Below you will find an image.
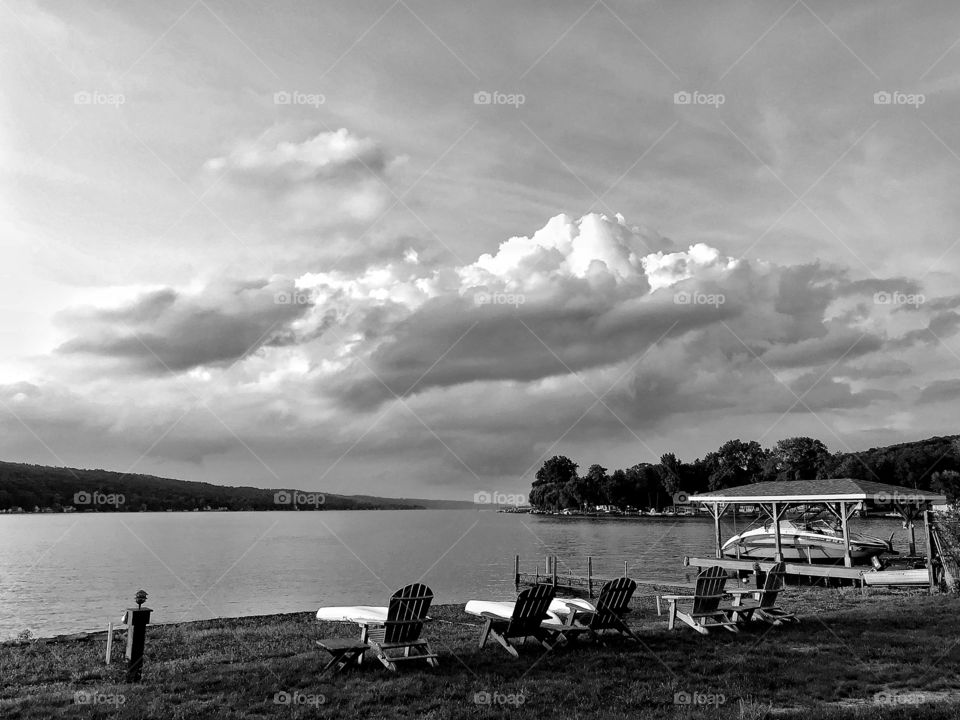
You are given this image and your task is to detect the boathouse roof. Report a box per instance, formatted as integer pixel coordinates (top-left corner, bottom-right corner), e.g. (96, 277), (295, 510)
(689, 478), (946, 506)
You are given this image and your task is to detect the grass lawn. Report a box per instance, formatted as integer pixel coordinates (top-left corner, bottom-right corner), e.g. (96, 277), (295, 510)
(2, 587), (959, 719)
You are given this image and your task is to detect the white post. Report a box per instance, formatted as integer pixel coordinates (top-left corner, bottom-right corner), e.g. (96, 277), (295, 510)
(772, 502), (783, 562)
(105, 622), (113, 665)
(840, 502), (852, 568)
(713, 505), (722, 559)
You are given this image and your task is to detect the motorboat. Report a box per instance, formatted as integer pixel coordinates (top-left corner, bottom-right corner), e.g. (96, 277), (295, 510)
(722, 519), (894, 564)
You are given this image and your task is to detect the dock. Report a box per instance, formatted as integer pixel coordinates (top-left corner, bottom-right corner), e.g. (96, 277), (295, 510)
(514, 555), (695, 598)
(684, 555), (866, 587)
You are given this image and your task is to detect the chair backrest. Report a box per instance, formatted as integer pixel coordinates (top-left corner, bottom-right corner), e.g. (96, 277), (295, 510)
(757, 562), (786, 609)
(505, 583), (556, 635)
(383, 583), (434, 643)
(692, 566), (728, 615)
(590, 577), (637, 629)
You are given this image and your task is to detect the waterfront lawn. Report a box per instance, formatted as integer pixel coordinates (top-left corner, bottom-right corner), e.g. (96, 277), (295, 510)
(2, 589), (960, 719)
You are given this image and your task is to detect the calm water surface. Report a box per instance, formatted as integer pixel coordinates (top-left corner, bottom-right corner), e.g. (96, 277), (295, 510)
(0, 510), (909, 638)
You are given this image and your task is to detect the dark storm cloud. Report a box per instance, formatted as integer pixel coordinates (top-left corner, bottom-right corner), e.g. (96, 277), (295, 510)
(56, 279), (312, 373)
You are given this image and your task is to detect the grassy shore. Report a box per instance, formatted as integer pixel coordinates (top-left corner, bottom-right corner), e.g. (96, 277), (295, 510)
(2, 587), (960, 719)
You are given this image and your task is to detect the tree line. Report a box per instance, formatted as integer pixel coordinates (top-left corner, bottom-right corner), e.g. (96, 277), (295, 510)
(529, 435), (960, 512)
(0, 461), (420, 512)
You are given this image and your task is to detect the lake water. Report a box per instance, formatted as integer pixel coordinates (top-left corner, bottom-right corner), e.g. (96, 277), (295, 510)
(0, 510), (910, 639)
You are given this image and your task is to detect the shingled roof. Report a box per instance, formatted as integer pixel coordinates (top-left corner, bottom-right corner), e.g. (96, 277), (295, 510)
(690, 478), (947, 505)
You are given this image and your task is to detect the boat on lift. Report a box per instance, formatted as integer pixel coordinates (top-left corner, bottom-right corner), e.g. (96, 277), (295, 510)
(722, 519), (894, 564)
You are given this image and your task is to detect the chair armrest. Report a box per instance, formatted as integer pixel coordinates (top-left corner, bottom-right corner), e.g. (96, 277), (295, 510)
(356, 620), (384, 629)
(726, 589), (760, 596)
(478, 611), (508, 621)
(660, 594), (694, 602)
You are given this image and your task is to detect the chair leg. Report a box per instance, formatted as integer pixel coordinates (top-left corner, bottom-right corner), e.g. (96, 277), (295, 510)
(676, 611), (709, 635)
(667, 601), (677, 631)
(369, 643), (399, 672)
(489, 629), (519, 658)
(478, 619), (493, 649)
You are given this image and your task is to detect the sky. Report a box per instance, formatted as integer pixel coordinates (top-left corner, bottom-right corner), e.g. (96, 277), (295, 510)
(2, 0), (960, 501)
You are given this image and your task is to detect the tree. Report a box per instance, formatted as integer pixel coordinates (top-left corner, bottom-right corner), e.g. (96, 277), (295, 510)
(602, 469), (631, 508)
(771, 437), (831, 480)
(932, 470), (960, 505)
(581, 464), (608, 507)
(702, 440), (769, 490)
(533, 456), (578, 487)
(530, 456), (579, 510)
(656, 453), (683, 499)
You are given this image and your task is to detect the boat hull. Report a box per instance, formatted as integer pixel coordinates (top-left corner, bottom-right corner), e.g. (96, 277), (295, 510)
(722, 532), (887, 564)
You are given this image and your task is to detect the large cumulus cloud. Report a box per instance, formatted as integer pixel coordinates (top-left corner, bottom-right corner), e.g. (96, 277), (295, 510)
(26, 210), (957, 490)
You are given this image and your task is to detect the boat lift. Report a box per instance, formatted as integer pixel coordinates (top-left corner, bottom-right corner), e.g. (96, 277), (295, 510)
(685, 479), (947, 592)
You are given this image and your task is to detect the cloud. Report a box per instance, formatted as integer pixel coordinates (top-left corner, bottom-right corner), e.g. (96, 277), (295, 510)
(55, 278), (313, 373)
(205, 128), (390, 189)
(30, 209), (947, 488)
(917, 378), (960, 405)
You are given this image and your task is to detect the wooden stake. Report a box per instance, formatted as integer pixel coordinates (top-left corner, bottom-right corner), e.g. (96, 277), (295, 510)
(923, 509), (936, 594)
(105, 622), (113, 665)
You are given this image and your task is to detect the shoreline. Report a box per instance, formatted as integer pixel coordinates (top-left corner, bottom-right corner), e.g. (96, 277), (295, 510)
(5, 579), (706, 644)
(5, 588), (960, 719)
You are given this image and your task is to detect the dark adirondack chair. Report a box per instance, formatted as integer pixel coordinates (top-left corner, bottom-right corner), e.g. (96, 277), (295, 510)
(722, 562), (799, 625)
(662, 566), (738, 635)
(477, 584), (558, 657)
(365, 583), (439, 671)
(554, 577), (641, 643)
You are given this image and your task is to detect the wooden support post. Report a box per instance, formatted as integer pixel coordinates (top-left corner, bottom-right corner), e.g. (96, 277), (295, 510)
(923, 509), (936, 594)
(552, 555), (557, 588)
(105, 622), (113, 665)
(587, 556), (593, 597)
(909, 516), (917, 557)
(772, 502), (783, 562)
(840, 501), (852, 568)
(124, 606), (151, 682)
(514, 555), (520, 591)
(713, 505), (722, 559)
(624, 560), (628, 578)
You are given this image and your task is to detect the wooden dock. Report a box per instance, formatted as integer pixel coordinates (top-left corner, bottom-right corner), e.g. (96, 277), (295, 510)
(514, 555), (695, 598)
(684, 556), (866, 587)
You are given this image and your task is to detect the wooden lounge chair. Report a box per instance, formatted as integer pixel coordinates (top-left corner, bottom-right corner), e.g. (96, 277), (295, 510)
(552, 577), (641, 644)
(473, 584), (559, 657)
(662, 566), (739, 635)
(723, 562), (799, 625)
(364, 583), (439, 671)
